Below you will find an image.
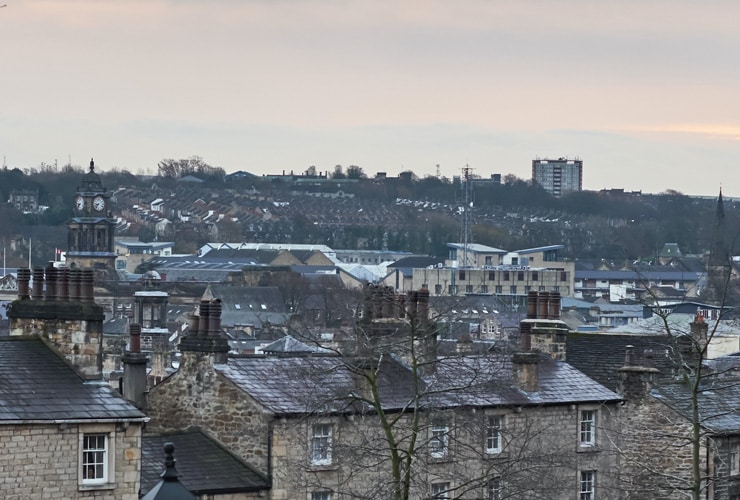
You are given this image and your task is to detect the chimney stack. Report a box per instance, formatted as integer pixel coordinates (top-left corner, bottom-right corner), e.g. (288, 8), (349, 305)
(31, 267), (44, 299)
(512, 352), (540, 392)
(122, 323), (148, 409)
(17, 268), (30, 299)
(618, 345), (658, 402)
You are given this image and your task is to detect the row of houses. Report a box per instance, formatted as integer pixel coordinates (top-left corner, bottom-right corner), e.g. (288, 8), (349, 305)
(3, 270), (740, 499)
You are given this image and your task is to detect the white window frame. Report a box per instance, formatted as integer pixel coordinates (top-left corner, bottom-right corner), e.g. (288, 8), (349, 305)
(731, 449), (740, 476)
(311, 492), (332, 500)
(431, 481), (451, 499)
(78, 425), (116, 490)
(580, 470), (595, 500)
(430, 422), (449, 459)
(579, 409), (596, 447)
(487, 477), (502, 500)
(485, 415), (503, 454)
(311, 423), (333, 466)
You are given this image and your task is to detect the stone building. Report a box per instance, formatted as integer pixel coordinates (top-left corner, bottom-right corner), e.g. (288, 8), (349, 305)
(147, 288), (622, 499)
(3, 266), (147, 499)
(568, 315), (740, 499)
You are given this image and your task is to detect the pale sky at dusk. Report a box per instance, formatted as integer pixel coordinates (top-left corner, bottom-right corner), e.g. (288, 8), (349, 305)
(2, 0), (740, 196)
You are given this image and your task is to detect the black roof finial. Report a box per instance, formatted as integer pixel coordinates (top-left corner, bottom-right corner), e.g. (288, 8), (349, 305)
(89, 158), (95, 172)
(162, 442), (179, 481)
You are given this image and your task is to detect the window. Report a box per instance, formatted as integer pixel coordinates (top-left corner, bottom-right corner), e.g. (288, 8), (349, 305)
(312, 492), (332, 500)
(465, 285), (473, 294)
(561, 271), (568, 282)
(82, 433), (108, 485)
(580, 470), (595, 500)
(579, 410), (595, 446)
(480, 285), (488, 294)
(311, 424), (333, 465)
(487, 478), (502, 500)
(448, 285), (458, 295)
(509, 286), (517, 295)
(488, 271), (495, 281)
(517, 271), (524, 281)
(430, 423), (449, 458)
(532, 271), (539, 281)
(486, 415), (503, 454)
(431, 482), (451, 499)
(495, 285), (503, 294)
(731, 450), (740, 475)
(503, 271), (510, 281)
(459, 270), (466, 280)
(435, 284), (442, 295)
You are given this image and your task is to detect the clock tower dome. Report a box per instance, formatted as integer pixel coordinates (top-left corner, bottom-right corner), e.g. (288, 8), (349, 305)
(66, 158), (117, 278)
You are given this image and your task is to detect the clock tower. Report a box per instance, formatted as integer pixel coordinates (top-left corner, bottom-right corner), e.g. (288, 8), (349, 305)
(66, 159), (117, 278)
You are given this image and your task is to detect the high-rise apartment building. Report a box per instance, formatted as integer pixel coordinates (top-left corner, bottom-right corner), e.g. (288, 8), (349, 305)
(532, 157), (583, 197)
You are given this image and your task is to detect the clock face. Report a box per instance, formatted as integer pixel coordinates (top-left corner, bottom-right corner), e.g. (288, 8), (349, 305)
(75, 196), (85, 211)
(93, 196), (105, 212)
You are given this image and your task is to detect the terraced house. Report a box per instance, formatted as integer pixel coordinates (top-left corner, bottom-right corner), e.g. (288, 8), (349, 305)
(146, 288), (622, 499)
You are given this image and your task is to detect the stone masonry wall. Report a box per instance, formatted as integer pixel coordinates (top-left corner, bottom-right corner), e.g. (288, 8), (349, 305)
(0, 422), (141, 500)
(9, 317), (102, 379)
(620, 396), (703, 499)
(270, 403), (621, 500)
(146, 351), (271, 475)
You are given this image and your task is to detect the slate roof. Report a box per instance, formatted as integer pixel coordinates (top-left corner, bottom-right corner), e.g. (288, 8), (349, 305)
(0, 337), (146, 422)
(216, 353), (620, 416)
(207, 284), (289, 328)
(260, 335), (333, 355)
(141, 430), (269, 496)
(566, 332), (685, 391)
(388, 256), (445, 269)
(575, 269), (703, 281)
(653, 379), (740, 435)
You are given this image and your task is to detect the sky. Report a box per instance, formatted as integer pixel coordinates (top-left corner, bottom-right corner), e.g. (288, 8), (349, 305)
(2, 0), (740, 196)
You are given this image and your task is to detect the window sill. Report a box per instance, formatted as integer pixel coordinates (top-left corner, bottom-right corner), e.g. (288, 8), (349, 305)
(308, 464), (338, 472)
(79, 482), (116, 492)
(484, 451), (508, 459)
(577, 444), (601, 453)
(429, 455), (452, 463)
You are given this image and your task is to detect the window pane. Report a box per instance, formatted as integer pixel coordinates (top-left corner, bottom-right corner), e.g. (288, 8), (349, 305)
(431, 424), (448, 458)
(580, 410), (595, 445)
(312, 424), (333, 464)
(432, 482), (451, 499)
(82, 433), (107, 482)
(580, 470), (595, 500)
(486, 416), (502, 453)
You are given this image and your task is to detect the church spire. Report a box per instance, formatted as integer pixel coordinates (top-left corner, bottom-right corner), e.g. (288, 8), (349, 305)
(710, 189), (729, 267)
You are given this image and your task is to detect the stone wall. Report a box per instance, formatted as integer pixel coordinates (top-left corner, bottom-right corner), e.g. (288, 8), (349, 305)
(619, 395), (703, 499)
(9, 317), (103, 379)
(146, 351), (271, 475)
(0, 422), (141, 500)
(270, 403), (621, 500)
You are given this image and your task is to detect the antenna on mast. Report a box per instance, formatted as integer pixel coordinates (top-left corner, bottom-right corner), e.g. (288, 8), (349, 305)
(460, 164), (474, 267)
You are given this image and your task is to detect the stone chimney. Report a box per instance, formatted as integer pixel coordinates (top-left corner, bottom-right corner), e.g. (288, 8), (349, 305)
(518, 291), (568, 360)
(8, 267), (105, 380)
(122, 323), (149, 409)
(179, 298), (229, 364)
(618, 345), (658, 402)
(512, 351), (540, 392)
(690, 312), (709, 360)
